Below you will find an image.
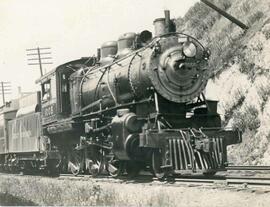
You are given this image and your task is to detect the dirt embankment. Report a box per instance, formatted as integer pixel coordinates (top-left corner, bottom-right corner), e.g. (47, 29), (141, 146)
(0, 174), (270, 207)
(176, 0), (270, 165)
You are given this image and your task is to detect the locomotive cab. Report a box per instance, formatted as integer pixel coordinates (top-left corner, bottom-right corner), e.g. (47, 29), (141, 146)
(37, 57), (95, 126)
(37, 69), (60, 125)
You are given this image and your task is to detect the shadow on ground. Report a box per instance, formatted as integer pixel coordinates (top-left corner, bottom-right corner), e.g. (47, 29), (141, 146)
(0, 192), (38, 206)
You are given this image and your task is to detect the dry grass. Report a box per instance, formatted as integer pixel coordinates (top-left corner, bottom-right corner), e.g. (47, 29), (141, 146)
(1, 175), (270, 207)
(0, 176), (182, 206)
(0, 177), (116, 206)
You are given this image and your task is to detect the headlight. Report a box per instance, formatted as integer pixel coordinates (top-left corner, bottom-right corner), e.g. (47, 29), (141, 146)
(183, 42), (197, 58)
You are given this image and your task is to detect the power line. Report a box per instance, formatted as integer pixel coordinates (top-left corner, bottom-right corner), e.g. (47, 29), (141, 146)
(26, 47), (53, 76)
(26, 47), (51, 51)
(0, 81), (11, 105)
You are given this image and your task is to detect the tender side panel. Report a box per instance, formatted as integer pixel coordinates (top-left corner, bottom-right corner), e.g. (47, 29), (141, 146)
(8, 112), (42, 153)
(0, 115), (6, 154)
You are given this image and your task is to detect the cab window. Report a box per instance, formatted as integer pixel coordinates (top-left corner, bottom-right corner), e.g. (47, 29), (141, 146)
(42, 80), (51, 102)
(61, 74), (68, 92)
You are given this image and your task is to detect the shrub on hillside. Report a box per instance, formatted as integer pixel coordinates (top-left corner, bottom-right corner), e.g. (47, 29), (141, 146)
(224, 94), (245, 122)
(228, 129), (257, 164)
(262, 23), (270, 39)
(228, 129), (267, 165)
(240, 1), (251, 14)
(238, 53), (266, 81)
(248, 11), (264, 26)
(238, 59), (265, 81)
(232, 104), (260, 132)
(257, 79), (270, 112)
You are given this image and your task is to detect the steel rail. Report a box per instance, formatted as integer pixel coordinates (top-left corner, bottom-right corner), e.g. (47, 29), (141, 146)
(2, 172), (270, 189)
(164, 176), (270, 188)
(226, 176), (270, 181)
(226, 166), (270, 171)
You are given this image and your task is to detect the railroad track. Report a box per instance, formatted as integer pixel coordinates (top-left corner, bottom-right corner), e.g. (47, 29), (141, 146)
(171, 176), (270, 187)
(2, 165), (270, 190)
(226, 165), (270, 171)
(57, 173), (270, 189)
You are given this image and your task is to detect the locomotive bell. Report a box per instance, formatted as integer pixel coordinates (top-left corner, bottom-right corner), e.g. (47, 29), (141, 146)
(139, 30), (153, 44)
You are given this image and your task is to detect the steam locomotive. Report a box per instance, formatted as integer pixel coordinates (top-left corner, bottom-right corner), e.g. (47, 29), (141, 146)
(0, 1), (244, 178)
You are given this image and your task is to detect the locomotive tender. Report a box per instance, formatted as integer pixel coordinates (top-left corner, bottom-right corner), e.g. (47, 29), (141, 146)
(0, 93), (60, 174)
(0, 7), (243, 178)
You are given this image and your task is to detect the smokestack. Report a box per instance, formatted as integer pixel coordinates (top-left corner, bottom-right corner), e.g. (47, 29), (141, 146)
(18, 86), (22, 97)
(153, 10), (171, 37)
(164, 10), (170, 32)
(97, 48), (101, 61)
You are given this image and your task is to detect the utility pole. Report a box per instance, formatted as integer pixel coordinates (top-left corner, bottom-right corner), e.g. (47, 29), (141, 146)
(0, 81), (11, 106)
(26, 47), (53, 76)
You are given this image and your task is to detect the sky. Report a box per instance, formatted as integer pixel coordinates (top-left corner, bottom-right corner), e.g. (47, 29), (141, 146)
(0, 0), (198, 104)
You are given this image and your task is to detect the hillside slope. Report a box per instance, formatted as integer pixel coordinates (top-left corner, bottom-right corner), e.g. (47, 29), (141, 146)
(176, 0), (270, 165)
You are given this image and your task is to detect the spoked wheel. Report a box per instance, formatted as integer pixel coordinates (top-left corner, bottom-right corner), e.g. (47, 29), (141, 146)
(88, 159), (103, 177)
(126, 161), (142, 178)
(69, 161), (80, 176)
(88, 161), (100, 177)
(88, 147), (106, 177)
(106, 156), (125, 178)
(68, 150), (82, 176)
(152, 149), (167, 180)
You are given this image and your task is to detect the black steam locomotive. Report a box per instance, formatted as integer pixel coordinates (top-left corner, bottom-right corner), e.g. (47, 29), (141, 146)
(0, 1), (245, 178)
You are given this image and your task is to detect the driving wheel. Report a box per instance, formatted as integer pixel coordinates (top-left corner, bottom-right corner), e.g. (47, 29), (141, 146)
(106, 156), (125, 178)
